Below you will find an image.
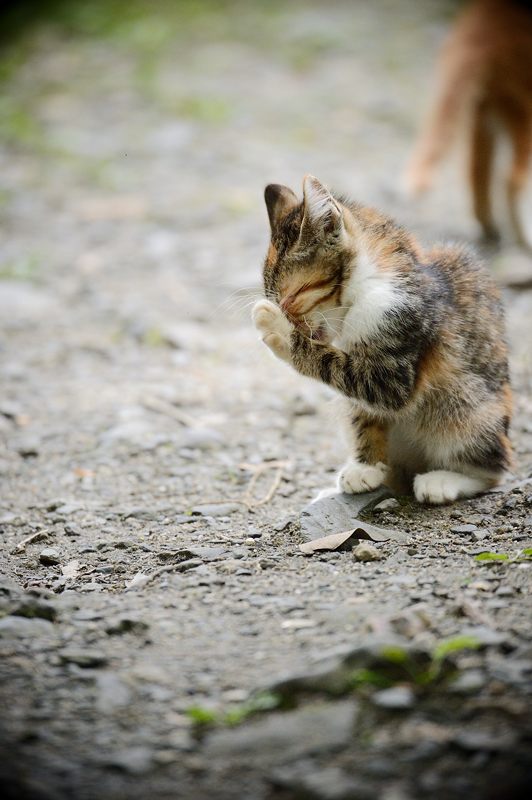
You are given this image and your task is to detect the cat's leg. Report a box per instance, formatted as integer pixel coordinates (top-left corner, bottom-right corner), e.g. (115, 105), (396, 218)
(470, 100), (499, 241)
(252, 299), (293, 362)
(413, 470), (495, 505)
(338, 408), (388, 494)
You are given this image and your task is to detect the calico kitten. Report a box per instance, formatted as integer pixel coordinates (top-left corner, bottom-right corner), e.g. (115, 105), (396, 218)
(406, 0), (532, 248)
(252, 176), (512, 505)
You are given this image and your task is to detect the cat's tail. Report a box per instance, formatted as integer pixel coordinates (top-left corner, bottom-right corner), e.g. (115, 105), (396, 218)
(404, 38), (482, 195)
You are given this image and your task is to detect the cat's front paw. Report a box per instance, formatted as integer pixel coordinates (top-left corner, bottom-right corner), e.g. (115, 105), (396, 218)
(252, 299), (293, 361)
(338, 460), (387, 494)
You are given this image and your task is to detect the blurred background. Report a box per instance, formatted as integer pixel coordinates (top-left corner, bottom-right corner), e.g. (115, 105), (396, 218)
(0, 0), (530, 506)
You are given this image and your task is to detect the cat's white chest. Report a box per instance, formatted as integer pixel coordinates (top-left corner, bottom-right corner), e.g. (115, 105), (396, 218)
(337, 252), (401, 347)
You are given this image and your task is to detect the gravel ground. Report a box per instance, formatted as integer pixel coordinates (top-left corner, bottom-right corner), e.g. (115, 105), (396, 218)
(0, 2), (531, 798)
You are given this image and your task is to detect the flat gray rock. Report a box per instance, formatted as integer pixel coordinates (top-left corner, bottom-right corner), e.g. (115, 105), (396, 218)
(205, 700), (357, 762)
(0, 615), (55, 638)
(300, 488), (392, 541)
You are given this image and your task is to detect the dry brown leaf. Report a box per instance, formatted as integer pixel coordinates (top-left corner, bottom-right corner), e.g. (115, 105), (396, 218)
(299, 521), (408, 555)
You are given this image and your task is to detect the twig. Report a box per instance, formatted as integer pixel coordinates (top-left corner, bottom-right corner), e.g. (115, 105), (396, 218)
(189, 461), (292, 512)
(11, 530), (49, 554)
(241, 460), (290, 508)
(142, 397), (197, 427)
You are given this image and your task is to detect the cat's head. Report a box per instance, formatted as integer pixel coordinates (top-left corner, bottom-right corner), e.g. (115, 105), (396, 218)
(262, 175), (354, 341)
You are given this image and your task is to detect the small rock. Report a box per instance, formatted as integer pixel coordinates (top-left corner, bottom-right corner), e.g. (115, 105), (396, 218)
(11, 598), (57, 621)
(0, 616), (55, 638)
(39, 548), (60, 566)
(96, 672), (132, 713)
(353, 543), (382, 562)
(450, 524), (477, 536)
(454, 728), (516, 752)
(281, 618), (317, 630)
(374, 498), (400, 511)
(449, 669), (486, 694)
(271, 764), (373, 800)
(59, 648), (108, 668)
(104, 746), (154, 775)
(205, 700), (357, 761)
(105, 617), (149, 636)
(372, 686), (415, 710)
(191, 503), (241, 517)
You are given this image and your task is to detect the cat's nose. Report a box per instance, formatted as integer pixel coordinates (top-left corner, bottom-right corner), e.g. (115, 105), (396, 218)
(280, 293), (298, 315)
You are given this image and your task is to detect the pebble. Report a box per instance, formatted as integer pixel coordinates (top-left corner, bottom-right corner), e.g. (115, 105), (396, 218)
(372, 686), (415, 710)
(450, 524), (477, 536)
(0, 616), (55, 638)
(449, 669), (486, 694)
(104, 745), (154, 775)
(59, 648), (108, 668)
(39, 547), (61, 565)
(374, 498), (400, 511)
(11, 598), (57, 621)
(353, 543), (382, 562)
(105, 616), (149, 635)
(191, 503), (241, 517)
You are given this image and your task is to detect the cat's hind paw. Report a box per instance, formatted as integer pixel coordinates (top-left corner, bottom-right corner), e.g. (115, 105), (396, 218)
(337, 460), (387, 494)
(413, 470), (488, 505)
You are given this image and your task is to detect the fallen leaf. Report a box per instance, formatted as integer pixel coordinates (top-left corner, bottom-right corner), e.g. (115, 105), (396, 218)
(299, 520), (408, 555)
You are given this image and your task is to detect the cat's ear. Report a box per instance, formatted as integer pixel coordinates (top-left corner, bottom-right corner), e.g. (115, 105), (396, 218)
(264, 184), (299, 231)
(302, 175), (343, 241)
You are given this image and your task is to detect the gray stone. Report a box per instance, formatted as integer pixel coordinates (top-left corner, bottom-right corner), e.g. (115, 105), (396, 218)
(105, 616), (149, 635)
(374, 498), (400, 511)
(59, 648), (108, 668)
(206, 700), (357, 761)
(372, 686), (415, 710)
(39, 548), (61, 565)
(353, 543), (382, 562)
(449, 669), (486, 694)
(460, 625), (510, 648)
(11, 598), (57, 621)
(192, 503), (241, 517)
(300, 488), (392, 541)
(96, 672), (132, 712)
(271, 763), (373, 800)
(454, 728), (517, 752)
(0, 615), (55, 638)
(104, 746), (154, 775)
(450, 524), (477, 536)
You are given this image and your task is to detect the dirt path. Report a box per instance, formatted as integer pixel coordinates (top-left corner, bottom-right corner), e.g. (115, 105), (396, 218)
(0, 2), (531, 798)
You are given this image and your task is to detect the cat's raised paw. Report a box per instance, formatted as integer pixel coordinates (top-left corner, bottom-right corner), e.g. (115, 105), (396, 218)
(252, 299), (292, 360)
(338, 460), (387, 494)
(414, 470), (488, 505)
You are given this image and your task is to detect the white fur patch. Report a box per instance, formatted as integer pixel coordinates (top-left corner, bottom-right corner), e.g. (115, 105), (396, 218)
(338, 246), (403, 347)
(338, 460), (387, 493)
(413, 470), (489, 505)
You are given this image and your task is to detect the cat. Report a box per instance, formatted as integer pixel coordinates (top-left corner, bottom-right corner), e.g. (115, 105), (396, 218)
(252, 175), (512, 505)
(405, 0), (532, 249)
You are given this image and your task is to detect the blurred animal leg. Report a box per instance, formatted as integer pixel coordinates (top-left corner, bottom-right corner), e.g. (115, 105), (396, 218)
(405, 54), (473, 194)
(505, 109), (531, 249)
(470, 101), (499, 241)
